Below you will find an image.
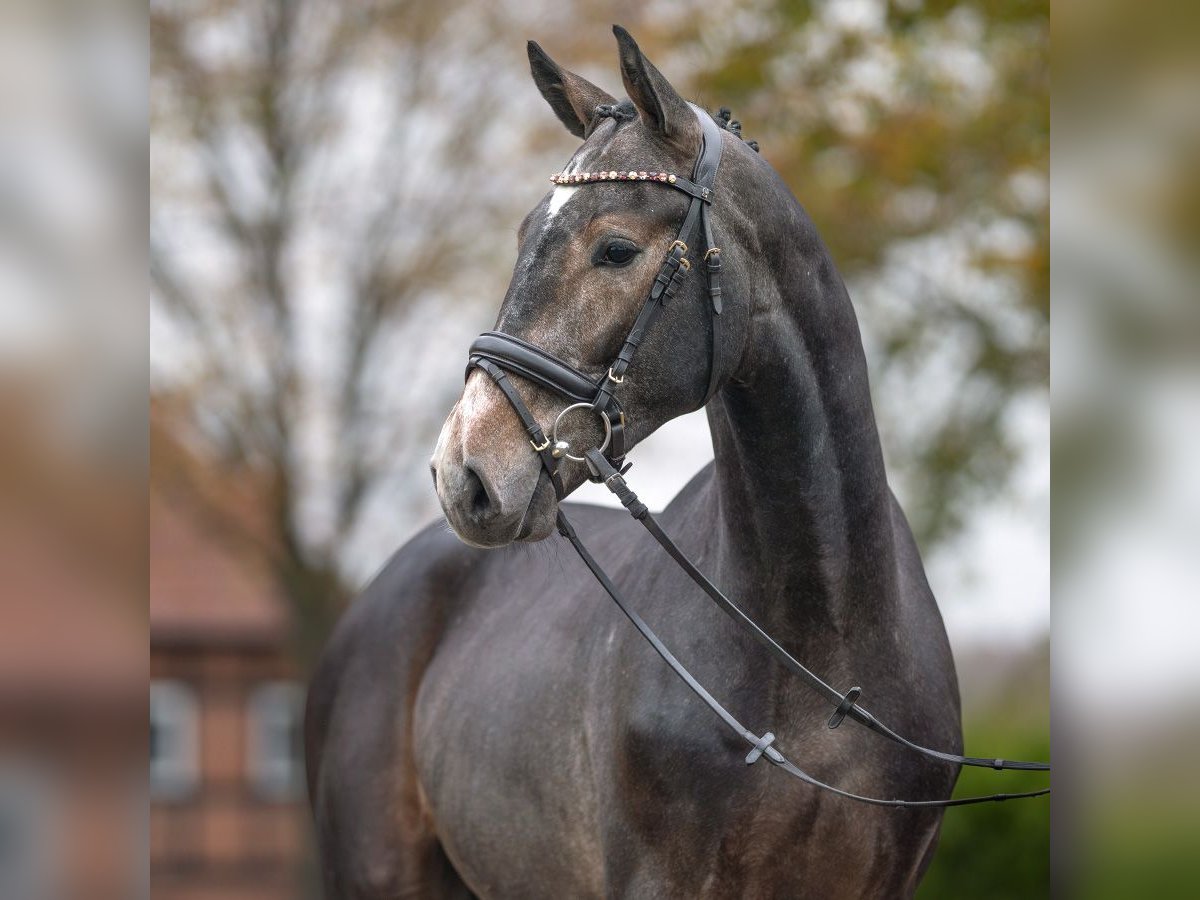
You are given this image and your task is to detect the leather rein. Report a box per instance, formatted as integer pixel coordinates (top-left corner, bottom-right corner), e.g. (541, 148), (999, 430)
(466, 105), (1049, 808)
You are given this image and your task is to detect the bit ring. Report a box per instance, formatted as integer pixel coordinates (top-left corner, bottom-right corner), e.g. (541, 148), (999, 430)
(550, 403), (613, 463)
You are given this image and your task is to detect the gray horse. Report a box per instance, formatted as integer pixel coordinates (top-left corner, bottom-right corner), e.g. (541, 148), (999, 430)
(307, 28), (962, 899)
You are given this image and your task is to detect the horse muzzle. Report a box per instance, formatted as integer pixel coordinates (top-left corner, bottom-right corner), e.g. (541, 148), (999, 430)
(432, 378), (559, 548)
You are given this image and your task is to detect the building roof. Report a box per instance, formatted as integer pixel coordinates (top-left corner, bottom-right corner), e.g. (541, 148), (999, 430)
(149, 487), (290, 647)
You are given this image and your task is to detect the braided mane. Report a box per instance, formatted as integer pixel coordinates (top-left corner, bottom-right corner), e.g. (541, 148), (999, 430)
(712, 106), (760, 153)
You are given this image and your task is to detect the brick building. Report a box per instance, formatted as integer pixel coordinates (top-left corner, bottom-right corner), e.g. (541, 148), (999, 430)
(150, 483), (312, 900)
(0, 514), (143, 900)
(0, 389), (144, 900)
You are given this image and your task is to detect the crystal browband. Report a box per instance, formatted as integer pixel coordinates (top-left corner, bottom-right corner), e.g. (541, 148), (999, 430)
(551, 170), (678, 185)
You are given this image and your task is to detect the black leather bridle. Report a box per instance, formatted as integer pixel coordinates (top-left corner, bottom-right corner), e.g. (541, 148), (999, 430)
(465, 105), (1050, 808)
(469, 104), (727, 497)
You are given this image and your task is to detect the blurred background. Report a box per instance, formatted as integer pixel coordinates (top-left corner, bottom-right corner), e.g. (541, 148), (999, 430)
(10, 0), (1200, 897)
(148, 1), (1049, 897)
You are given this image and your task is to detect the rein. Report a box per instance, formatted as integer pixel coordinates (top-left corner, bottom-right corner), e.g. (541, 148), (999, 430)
(466, 105), (1049, 808)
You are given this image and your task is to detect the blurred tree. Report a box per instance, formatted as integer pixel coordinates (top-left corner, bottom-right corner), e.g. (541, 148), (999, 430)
(151, 0), (1048, 651)
(150, 0), (536, 658)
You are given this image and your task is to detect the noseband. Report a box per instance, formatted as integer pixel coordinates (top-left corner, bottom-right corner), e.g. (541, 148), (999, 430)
(463, 105), (1049, 808)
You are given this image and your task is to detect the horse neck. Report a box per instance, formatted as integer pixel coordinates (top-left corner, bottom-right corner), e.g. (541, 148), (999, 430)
(706, 209), (900, 637)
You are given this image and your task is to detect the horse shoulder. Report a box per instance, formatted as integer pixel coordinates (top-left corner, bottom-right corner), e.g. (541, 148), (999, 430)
(305, 522), (485, 898)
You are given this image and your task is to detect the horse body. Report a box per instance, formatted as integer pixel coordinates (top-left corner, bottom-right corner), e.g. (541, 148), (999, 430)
(310, 468), (957, 898)
(307, 28), (962, 898)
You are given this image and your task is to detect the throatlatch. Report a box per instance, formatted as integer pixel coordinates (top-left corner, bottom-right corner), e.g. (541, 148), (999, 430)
(466, 104), (1050, 808)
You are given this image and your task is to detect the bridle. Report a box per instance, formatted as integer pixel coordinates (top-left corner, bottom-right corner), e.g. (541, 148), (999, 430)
(470, 103), (727, 497)
(465, 105), (1050, 808)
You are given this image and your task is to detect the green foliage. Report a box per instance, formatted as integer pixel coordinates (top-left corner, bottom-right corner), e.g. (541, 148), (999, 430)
(1082, 803), (1200, 899)
(918, 643), (1050, 896)
(917, 721), (1050, 897)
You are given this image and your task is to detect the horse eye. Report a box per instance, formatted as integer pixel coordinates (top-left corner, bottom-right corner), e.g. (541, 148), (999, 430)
(601, 242), (639, 266)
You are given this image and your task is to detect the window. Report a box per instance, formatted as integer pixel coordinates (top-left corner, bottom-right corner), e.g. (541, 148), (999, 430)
(0, 763), (58, 900)
(247, 681), (305, 802)
(149, 681), (199, 801)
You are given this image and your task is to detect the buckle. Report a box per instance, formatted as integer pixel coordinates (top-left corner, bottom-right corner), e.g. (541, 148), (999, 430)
(530, 436), (550, 453)
(604, 471), (627, 490)
(607, 367), (624, 384)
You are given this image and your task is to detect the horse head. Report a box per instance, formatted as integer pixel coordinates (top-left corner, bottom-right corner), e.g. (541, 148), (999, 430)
(432, 27), (758, 548)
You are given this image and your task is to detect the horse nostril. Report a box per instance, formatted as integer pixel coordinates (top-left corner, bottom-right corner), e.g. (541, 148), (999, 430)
(462, 461), (494, 521)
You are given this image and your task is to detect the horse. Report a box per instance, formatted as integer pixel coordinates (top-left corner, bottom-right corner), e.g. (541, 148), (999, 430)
(306, 27), (966, 898)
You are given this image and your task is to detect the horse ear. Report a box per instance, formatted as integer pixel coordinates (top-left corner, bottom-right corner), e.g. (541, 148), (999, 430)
(528, 41), (616, 139)
(612, 25), (695, 148)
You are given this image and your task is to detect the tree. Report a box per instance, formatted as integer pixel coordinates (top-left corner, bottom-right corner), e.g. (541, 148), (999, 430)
(151, 0), (536, 658)
(151, 1), (1050, 656)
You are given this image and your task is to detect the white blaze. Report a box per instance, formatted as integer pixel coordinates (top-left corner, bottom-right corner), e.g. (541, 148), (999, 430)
(544, 150), (593, 223)
(547, 185), (578, 219)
